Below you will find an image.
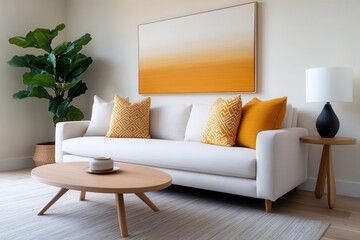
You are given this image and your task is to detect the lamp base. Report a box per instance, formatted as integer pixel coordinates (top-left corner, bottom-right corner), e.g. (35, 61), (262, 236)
(316, 102), (339, 138)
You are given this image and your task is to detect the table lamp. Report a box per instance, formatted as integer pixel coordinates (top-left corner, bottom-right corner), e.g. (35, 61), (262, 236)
(306, 67), (352, 138)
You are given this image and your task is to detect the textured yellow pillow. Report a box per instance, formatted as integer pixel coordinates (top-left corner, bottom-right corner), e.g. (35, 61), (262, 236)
(236, 96), (287, 149)
(201, 95), (242, 147)
(106, 96), (151, 138)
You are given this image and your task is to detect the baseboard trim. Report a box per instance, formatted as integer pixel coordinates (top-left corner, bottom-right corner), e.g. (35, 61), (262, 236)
(300, 177), (360, 198)
(0, 157), (34, 171)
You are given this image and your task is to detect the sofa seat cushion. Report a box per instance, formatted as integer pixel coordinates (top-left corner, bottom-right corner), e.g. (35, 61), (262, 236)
(62, 137), (256, 179)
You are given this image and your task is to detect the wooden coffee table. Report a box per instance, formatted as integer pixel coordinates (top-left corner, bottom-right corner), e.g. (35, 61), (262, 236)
(31, 162), (172, 237)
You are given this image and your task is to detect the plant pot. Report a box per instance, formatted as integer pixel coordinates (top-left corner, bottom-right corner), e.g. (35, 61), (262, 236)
(33, 142), (55, 166)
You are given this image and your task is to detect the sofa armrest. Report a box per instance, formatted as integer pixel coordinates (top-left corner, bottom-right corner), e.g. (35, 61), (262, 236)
(55, 121), (90, 162)
(256, 127), (309, 201)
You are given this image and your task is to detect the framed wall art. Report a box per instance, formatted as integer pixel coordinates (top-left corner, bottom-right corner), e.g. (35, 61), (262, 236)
(138, 2), (257, 94)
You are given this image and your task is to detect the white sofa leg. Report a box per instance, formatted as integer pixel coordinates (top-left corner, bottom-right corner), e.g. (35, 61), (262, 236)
(265, 199), (272, 213)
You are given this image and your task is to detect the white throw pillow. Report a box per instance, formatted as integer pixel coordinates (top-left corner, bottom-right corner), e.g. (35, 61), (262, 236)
(84, 95), (114, 136)
(84, 95), (129, 136)
(84, 96), (114, 136)
(184, 104), (211, 142)
(150, 104), (192, 141)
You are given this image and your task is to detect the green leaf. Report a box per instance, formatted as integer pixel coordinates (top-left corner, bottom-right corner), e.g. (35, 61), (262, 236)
(64, 33), (92, 56)
(31, 55), (53, 74)
(22, 73), (36, 85)
(56, 100), (69, 118)
(9, 24), (66, 52)
(47, 53), (56, 70)
(48, 96), (68, 117)
(49, 97), (69, 118)
(23, 73), (55, 88)
(8, 36), (35, 48)
(49, 23), (65, 39)
(73, 33), (92, 47)
(33, 74), (56, 87)
(31, 24), (65, 52)
(53, 116), (61, 125)
(67, 54), (93, 80)
(7, 55), (36, 68)
(53, 42), (70, 56)
(56, 56), (71, 80)
(33, 31), (52, 52)
(52, 105), (84, 125)
(28, 86), (52, 99)
(12, 90), (29, 99)
(67, 80), (87, 101)
(25, 30), (36, 43)
(49, 97), (61, 115)
(57, 54), (93, 82)
(56, 81), (78, 92)
(67, 105), (84, 120)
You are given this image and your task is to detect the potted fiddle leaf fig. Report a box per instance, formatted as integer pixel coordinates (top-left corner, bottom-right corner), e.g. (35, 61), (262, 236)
(8, 23), (92, 124)
(8, 23), (93, 166)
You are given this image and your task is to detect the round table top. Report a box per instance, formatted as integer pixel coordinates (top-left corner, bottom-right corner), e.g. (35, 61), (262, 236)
(31, 162), (172, 194)
(300, 136), (357, 145)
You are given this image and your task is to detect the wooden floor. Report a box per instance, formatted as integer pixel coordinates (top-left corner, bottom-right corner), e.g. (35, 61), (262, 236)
(1, 168), (359, 239)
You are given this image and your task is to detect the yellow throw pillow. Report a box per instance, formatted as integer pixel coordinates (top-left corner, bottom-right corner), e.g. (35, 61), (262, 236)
(201, 95), (242, 147)
(106, 96), (151, 138)
(236, 96), (287, 149)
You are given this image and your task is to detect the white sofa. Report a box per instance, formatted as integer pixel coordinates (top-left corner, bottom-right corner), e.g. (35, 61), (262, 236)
(55, 103), (308, 212)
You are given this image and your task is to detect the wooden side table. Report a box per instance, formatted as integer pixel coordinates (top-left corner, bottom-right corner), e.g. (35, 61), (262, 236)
(300, 136), (356, 209)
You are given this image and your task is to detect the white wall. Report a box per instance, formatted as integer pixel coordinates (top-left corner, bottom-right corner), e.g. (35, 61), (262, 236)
(66, 0), (360, 197)
(0, 0), (66, 170)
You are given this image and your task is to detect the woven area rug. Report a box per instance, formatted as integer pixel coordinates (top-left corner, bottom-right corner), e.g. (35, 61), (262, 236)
(0, 178), (328, 240)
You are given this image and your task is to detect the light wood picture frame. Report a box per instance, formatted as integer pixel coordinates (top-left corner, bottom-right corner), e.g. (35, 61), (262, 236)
(138, 2), (257, 94)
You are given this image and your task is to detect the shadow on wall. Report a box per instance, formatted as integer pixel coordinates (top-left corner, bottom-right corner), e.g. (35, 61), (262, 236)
(298, 110), (317, 134)
(81, 58), (117, 118)
(353, 74), (360, 104)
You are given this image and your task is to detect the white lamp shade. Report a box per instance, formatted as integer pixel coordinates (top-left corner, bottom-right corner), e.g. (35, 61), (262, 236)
(306, 67), (353, 102)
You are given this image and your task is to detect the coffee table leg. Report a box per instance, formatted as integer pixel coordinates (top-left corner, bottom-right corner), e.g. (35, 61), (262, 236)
(135, 193), (160, 212)
(115, 193), (128, 237)
(38, 188), (69, 215)
(80, 191), (86, 201)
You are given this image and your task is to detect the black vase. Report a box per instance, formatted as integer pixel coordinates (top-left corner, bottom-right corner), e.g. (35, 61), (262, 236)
(316, 102), (339, 138)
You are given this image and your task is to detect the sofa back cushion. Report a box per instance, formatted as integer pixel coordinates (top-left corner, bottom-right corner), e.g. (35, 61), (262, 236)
(150, 104), (192, 141)
(84, 95), (114, 136)
(84, 95), (129, 136)
(281, 104), (298, 128)
(184, 104), (211, 142)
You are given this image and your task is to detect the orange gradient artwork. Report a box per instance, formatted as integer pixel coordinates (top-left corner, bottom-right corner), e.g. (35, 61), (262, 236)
(138, 3), (256, 94)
